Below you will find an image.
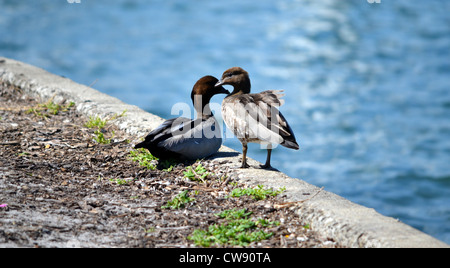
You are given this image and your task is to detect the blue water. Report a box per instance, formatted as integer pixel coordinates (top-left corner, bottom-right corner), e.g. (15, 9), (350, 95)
(1, 0), (449, 244)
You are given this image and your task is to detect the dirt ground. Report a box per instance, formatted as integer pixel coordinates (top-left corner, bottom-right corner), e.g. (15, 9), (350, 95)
(0, 81), (342, 248)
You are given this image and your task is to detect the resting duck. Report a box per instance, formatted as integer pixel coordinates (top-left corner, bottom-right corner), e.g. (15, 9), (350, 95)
(135, 76), (229, 160)
(215, 67), (299, 169)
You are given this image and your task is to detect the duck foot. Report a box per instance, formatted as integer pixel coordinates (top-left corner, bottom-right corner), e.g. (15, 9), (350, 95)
(260, 164), (275, 170)
(240, 162), (250, 169)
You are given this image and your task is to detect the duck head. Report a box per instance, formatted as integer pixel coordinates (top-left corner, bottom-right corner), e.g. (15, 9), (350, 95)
(191, 75), (230, 119)
(215, 67), (251, 95)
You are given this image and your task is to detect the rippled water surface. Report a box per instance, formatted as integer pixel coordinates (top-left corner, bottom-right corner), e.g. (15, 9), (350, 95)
(1, 0), (449, 244)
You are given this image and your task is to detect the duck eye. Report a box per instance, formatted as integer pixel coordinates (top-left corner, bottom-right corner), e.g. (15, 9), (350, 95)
(227, 72), (233, 78)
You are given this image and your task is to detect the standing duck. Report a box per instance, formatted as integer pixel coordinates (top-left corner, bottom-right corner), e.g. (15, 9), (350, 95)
(215, 67), (299, 169)
(135, 76), (229, 160)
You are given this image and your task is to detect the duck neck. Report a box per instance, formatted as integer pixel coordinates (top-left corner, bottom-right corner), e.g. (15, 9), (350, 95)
(197, 111), (213, 120)
(192, 95), (213, 120)
(231, 77), (251, 95)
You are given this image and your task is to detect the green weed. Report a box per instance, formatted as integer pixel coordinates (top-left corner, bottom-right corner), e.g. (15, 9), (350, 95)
(228, 185), (286, 200)
(84, 110), (126, 144)
(160, 159), (178, 172)
(144, 227), (156, 233)
(129, 148), (158, 170)
(109, 178), (134, 185)
(161, 190), (196, 210)
(18, 152), (30, 157)
(26, 100), (75, 119)
(216, 208), (253, 220)
(84, 116), (108, 129)
(162, 163), (174, 172)
(188, 208), (279, 247)
(183, 163), (211, 182)
(93, 129), (115, 144)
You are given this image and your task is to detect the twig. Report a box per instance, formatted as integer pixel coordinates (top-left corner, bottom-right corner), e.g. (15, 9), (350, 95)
(192, 166), (207, 183)
(156, 226), (193, 231)
(274, 187), (324, 209)
(0, 107), (34, 111)
(0, 141), (20, 145)
(220, 175), (232, 186)
(192, 185), (219, 192)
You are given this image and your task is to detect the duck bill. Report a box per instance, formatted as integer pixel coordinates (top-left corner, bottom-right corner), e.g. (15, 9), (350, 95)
(215, 80), (230, 94)
(215, 79), (225, 87)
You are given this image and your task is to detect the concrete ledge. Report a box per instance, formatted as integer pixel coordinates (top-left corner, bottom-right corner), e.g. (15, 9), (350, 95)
(1, 57), (448, 248)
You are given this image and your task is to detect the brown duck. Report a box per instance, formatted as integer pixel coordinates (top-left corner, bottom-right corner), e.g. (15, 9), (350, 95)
(215, 67), (299, 169)
(135, 76), (229, 160)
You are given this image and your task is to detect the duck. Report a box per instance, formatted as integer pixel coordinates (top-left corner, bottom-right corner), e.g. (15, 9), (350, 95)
(215, 67), (299, 169)
(135, 76), (229, 160)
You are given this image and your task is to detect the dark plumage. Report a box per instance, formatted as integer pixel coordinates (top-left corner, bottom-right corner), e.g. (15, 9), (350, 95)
(135, 76), (229, 160)
(216, 67), (299, 169)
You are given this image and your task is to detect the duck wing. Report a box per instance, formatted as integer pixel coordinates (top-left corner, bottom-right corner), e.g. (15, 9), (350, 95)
(222, 90), (299, 149)
(161, 117), (222, 159)
(251, 90), (285, 107)
(252, 91), (299, 149)
(134, 117), (193, 158)
(135, 117), (222, 159)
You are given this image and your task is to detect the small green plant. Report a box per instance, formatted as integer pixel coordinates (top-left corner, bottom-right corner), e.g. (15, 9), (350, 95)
(161, 190), (196, 210)
(93, 129), (115, 144)
(162, 163), (174, 172)
(129, 148), (158, 170)
(129, 149), (177, 171)
(85, 116), (111, 144)
(26, 100), (74, 118)
(84, 110), (126, 144)
(144, 227), (156, 233)
(216, 208), (253, 220)
(109, 178), (133, 185)
(18, 152), (30, 157)
(228, 185), (286, 200)
(188, 208), (279, 247)
(109, 109), (127, 121)
(160, 159), (178, 172)
(85, 116), (108, 129)
(47, 101), (75, 115)
(183, 163), (211, 182)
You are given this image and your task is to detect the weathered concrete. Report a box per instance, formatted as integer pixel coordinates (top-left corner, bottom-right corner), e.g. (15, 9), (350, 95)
(1, 57), (448, 248)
